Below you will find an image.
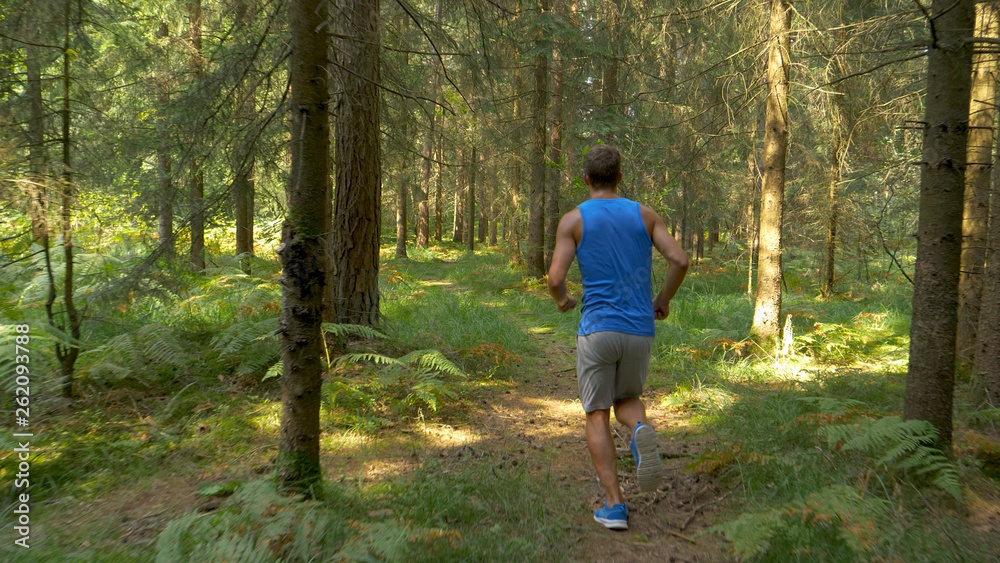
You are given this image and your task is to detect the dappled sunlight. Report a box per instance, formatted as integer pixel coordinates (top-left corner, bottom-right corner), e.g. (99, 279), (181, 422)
(248, 402), (282, 433)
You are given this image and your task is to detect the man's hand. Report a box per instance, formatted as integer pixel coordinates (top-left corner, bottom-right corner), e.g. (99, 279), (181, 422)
(557, 296), (577, 313)
(653, 297), (670, 320)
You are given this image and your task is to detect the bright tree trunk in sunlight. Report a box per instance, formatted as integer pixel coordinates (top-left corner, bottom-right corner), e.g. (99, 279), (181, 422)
(904, 0), (976, 455)
(278, 0), (330, 495)
(957, 1), (999, 361)
(751, 0), (791, 345)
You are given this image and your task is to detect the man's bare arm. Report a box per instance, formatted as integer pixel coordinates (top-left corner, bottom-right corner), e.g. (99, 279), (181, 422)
(642, 206), (689, 320)
(547, 210), (581, 312)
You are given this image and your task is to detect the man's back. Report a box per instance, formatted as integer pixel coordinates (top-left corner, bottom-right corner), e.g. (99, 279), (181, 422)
(576, 198), (654, 337)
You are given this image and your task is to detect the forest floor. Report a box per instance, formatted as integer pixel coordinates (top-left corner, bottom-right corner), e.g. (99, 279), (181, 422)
(10, 246), (1000, 561)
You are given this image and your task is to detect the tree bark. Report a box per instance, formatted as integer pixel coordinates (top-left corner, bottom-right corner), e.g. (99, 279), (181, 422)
(751, 0), (791, 345)
(188, 0), (205, 271)
(977, 140), (1000, 405)
(25, 12), (47, 243)
(545, 0), (564, 270)
(278, 0), (330, 495)
(155, 22), (174, 259)
(330, 0), (381, 327)
(233, 0), (256, 273)
(822, 70), (847, 298)
(467, 147), (477, 252)
(528, 0), (549, 276)
(904, 0), (976, 455)
(958, 1), (1000, 360)
(57, 0), (80, 398)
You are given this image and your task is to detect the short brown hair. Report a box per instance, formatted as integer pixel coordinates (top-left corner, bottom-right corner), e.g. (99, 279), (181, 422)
(583, 145), (621, 188)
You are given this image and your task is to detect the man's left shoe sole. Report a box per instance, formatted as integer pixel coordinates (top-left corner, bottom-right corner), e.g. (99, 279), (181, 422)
(594, 515), (628, 530)
(634, 425), (664, 492)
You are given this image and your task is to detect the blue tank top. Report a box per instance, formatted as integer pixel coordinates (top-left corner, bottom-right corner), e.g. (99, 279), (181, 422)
(576, 198), (655, 336)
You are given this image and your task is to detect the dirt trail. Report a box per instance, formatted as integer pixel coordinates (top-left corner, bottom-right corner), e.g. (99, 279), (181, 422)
(470, 323), (731, 562)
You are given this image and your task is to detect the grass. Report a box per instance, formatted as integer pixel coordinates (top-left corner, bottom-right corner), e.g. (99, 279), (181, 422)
(0, 240), (998, 561)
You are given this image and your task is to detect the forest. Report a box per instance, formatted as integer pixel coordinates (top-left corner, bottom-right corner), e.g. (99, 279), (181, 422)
(1, 0), (999, 560)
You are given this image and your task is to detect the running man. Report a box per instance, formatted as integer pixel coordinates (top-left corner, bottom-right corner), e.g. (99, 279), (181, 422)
(547, 144), (689, 530)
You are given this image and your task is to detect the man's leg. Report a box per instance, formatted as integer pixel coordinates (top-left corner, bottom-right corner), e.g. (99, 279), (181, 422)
(612, 396), (647, 433)
(585, 408), (623, 506)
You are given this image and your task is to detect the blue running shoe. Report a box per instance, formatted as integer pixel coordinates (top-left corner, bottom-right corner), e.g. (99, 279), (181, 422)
(630, 422), (663, 492)
(594, 503), (628, 530)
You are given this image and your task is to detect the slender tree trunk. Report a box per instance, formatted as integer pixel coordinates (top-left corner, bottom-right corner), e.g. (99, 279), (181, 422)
(751, 0), (791, 345)
(453, 148), (465, 242)
(435, 128), (443, 242)
(155, 22), (174, 259)
(56, 0), (80, 398)
(958, 1), (1000, 360)
(396, 118), (409, 258)
(545, 0), (565, 269)
(234, 0), (255, 273)
(278, 0), (330, 495)
(822, 81), (847, 298)
(467, 147), (477, 252)
(25, 13), (47, 243)
(188, 0), (205, 271)
(601, 0), (622, 145)
(904, 0), (976, 455)
(977, 140), (1000, 405)
(330, 0), (381, 327)
(528, 0), (549, 276)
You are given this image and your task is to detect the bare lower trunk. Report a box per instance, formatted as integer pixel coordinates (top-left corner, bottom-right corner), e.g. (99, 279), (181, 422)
(751, 0), (791, 345)
(278, 0), (331, 495)
(528, 0), (549, 276)
(904, 0), (975, 455)
(330, 0), (381, 327)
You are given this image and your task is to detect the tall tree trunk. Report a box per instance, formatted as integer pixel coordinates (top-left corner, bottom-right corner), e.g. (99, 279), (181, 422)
(977, 140), (1000, 405)
(601, 0), (622, 144)
(435, 129), (443, 242)
(56, 0), (80, 397)
(25, 13), (47, 243)
(528, 0), (549, 276)
(822, 73), (847, 298)
(416, 0), (442, 248)
(958, 1), (999, 360)
(331, 0), (381, 327)
(156, 22), (174, 259)
(453, 148), (465, 242)
(545, 0), (564, 270)
(904, 0), (976, 455)
(278, 0), (330, 495)
(188, 0), (205, 271)
(467, 147), (477, 252)
(234, 0), (256, 274)
(396, 118), (409, 258)
(751, 0), (791, 345)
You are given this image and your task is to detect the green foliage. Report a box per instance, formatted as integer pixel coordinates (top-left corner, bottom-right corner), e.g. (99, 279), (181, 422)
(327, 350), (466, 432)
(712, 485), (891, 561)
(211, 317), (280, 377)
(820, 416), (962, 502)
(80, 323), (192, 384)
(155, 480), (346, 563)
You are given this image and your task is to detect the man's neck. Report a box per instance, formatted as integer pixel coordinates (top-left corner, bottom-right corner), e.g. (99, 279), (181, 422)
(588, 187), (620, 200)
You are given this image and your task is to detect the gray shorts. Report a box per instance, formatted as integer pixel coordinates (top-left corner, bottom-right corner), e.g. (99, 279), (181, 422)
(576, 331), (655, 413)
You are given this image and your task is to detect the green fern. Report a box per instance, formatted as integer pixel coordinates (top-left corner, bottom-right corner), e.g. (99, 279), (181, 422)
(820, 416), (962, 501)
(210, 317), (280, 376)
(81, 323), (191, 383)
(322, 322), (386, 341)
(795, 396), (865, 415)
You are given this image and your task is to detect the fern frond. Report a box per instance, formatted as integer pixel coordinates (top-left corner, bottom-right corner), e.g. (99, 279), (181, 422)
(322, 322), (386, 340)
(397, 349), (466, 378)
(821, 416), (962, 501)
(335, 352), (404, 368)
(795, 396), (865, 415)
